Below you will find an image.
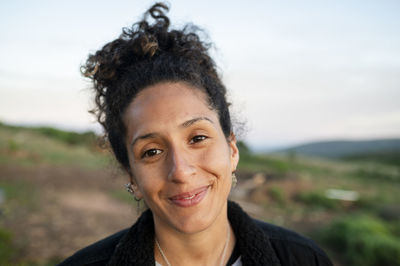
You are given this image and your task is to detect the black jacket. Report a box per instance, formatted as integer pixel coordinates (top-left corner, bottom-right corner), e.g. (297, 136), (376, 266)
(58, 201), (333, 266)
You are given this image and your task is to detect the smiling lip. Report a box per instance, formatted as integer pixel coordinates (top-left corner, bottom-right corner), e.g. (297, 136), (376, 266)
(169, 186), (209, 207)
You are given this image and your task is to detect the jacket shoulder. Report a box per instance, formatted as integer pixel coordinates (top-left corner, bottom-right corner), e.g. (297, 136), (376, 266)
(57, 228), (129, 266)
(253, 219), (333, 266)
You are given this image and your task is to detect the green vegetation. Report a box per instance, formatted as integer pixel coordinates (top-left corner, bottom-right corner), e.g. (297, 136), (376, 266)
(36, 127), (97, 147)
(268, 186), (286, 206)
(235, 139), (400, 264)
(0, 181), (41, 265)
(0, 122), (97, 147)
(239, 152), (290, 174)
(278, 139), (400, 159)
(0, 181), (39, 211)
(295, 191), (339, 210)
(319, 215), (400, 266)
(0, 227), (60, 266)
(0, 227), (16, 265)
(351, 167), (400, 182)
(0, 122), (110, 169)
(0, 122), (399, 264)
(343, 151), (400, 166)
(237, 141), (291, 174)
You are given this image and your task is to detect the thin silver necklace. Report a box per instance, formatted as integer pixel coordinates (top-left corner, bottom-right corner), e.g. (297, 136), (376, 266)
(155, 226), (231, 266)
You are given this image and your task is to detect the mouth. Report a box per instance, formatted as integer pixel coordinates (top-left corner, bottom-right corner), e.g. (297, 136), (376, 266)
(168, 185), (210, 207)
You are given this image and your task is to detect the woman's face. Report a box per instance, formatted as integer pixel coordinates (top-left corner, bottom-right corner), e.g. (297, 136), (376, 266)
(123, 82), (239, 234)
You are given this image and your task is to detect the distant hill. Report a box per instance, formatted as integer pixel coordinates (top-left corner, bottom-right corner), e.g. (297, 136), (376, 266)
(275, 139), (400, 161)
(0, 122), (98, 147)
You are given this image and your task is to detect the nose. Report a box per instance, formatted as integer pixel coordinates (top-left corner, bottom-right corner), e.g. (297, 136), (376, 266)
(167, 146), (196, 183)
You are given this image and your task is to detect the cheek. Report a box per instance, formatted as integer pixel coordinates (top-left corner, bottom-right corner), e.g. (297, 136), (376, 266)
(132, 162), (169, 199)
(131, 166), (153, 192)
(200, 143), (232, 178)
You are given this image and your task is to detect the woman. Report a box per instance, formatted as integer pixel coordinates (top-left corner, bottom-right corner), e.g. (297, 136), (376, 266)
(59, 3), (332, 266)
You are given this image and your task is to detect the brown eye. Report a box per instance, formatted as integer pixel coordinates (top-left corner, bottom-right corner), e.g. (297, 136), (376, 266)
(190, 135), (208, 144)
(142, 149), (162, 158)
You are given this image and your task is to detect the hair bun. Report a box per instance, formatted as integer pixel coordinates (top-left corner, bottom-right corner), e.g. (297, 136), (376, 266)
(82, 2), (231, 170)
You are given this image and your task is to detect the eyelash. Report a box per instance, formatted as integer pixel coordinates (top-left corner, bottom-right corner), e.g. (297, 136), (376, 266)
(189, 135), (208, 144)
(140, 135), (208, 159)
(141, 149), (162, 158)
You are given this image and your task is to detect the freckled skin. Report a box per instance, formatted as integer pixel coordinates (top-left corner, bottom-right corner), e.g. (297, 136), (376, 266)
(123, 82), (239, 235)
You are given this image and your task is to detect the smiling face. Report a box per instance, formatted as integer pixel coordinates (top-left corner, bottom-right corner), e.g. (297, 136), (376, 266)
(123, 82), (239, 234)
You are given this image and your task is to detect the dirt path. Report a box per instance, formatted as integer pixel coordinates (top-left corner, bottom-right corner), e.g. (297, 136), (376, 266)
(0, 164), (139, 262)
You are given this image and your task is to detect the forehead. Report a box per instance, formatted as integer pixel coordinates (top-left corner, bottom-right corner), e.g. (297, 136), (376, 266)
(134, 82), (208, 108)
(123, 82), (218, 134)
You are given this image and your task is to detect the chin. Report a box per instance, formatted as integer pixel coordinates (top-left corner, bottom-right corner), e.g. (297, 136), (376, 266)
(169, 201), (228, 235)
(171, 213), (215, 234)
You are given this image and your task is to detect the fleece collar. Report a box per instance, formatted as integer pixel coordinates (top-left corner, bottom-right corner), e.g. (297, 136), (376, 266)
(108, 201), (281, 266)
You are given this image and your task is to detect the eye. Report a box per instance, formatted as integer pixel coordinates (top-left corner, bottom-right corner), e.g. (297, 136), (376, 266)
(141, 148), (162, 158)
(190, 135), (208, 144)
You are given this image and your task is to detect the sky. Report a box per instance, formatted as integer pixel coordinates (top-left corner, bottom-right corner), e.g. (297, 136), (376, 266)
(1, 0), (399, 150)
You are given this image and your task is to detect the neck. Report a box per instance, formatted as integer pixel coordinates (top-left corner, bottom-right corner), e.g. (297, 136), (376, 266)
(153, 204), (235, 266)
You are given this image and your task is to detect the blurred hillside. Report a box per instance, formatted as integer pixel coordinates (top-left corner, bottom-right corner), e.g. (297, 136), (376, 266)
(0, 123), (399, 265)
(275, 139), (400, 166)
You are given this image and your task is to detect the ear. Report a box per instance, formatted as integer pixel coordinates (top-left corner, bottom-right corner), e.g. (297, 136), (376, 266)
(228, 133), (239, 172)
(127, 168), (143, 199)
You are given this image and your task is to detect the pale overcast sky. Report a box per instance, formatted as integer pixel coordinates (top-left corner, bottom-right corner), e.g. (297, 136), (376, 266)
(1, 0), (399, 149)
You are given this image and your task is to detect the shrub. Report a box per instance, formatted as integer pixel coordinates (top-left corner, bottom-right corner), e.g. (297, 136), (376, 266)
(36, 127), (97, 147)
(320, 215), (400, 266)
(238, 154), (290, 175)
(268, 186), (286, 206)
(0, 227), (16, 264)
(352, 168), (399, 182)
(7, 140), (19, 152)
(295, 191), (339, 210)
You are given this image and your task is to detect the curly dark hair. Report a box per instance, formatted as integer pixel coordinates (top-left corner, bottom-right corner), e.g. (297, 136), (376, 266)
(81, 2), (232, 171)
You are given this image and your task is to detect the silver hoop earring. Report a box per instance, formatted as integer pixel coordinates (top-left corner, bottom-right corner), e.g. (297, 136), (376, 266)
(232, 172), (237, 188)
(125, 183), (142, 214)
(136, 198), (141, 214)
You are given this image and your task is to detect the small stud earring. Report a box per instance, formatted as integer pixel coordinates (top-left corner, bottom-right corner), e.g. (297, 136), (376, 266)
(125, 183), (134, 194)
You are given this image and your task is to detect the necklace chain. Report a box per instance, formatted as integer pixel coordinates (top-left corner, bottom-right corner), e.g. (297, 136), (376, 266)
(156, 237), (172, 266)
(155, 226), (231, 266)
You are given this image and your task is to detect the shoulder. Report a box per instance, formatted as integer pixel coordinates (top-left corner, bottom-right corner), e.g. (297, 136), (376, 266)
(57, 228), (128, 266)
(253, 219), (333, 266)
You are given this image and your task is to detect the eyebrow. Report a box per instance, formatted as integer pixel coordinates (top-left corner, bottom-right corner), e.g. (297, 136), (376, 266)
(180, 117), (214, 128)
(131, 133), (157, 146)
(130, 117), (214, 146)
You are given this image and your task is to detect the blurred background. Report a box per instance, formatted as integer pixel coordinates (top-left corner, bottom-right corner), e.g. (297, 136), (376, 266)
(0, 0), (399, 265)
